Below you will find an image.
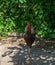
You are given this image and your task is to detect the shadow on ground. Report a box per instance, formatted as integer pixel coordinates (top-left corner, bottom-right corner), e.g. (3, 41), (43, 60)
(2, 43), (55, 65)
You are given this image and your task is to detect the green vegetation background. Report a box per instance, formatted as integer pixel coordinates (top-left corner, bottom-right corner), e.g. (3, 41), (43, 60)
(0, 0), (55, 39)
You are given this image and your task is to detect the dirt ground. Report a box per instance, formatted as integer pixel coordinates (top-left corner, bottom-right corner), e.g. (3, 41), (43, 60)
(0, 38), (55, 65)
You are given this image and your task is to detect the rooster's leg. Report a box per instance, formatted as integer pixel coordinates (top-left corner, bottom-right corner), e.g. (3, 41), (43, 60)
(26, 46), (32, 63)
(27, 46), (31, 58)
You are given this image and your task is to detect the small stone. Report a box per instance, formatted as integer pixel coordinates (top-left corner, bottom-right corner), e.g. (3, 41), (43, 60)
(43, 61), (47, 63)
(40, 56), (46, 60)
(36, 57), (39, 60)
(20, 50), (24, 53)
(47, 57), (53, 60)
(26, 58), (33, 63)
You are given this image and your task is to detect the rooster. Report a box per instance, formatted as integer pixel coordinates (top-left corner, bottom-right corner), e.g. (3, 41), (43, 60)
(24, 22), (36, 61)
(24, 22), (36, 48)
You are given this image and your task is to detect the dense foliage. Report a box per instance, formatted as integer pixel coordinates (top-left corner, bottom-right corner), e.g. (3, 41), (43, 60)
(0, 0), (55, 39)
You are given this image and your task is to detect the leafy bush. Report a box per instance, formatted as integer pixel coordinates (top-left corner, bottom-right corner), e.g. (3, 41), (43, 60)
(0, 0), (55, 39)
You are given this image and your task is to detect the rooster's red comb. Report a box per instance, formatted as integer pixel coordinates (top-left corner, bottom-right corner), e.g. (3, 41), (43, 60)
(26, 22), (30, 32)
